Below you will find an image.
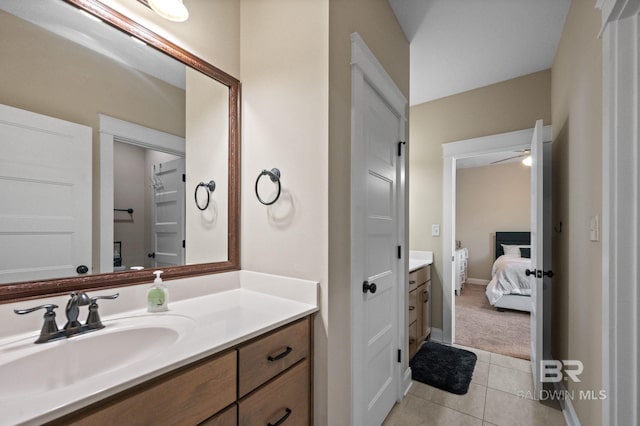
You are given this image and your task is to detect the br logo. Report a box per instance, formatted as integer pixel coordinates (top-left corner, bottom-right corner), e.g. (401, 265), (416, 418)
(541, 360), (584, 383)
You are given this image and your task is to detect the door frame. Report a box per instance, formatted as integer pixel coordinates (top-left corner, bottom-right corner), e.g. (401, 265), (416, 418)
(597, 1), (640, 424)
(441, 125), (552, 343)
(98, 114), (185, 273)
(350, 32), (408, 425)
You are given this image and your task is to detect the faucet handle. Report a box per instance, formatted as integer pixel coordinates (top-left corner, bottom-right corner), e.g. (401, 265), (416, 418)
(14, 304), (60, 344)
(90, 293), (119, 303)
(86, 293), (119, 329)
(14, 304), (59, 316)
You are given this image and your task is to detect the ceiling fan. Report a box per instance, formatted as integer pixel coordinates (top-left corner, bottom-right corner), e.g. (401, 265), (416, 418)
(491, 148), (531, 165)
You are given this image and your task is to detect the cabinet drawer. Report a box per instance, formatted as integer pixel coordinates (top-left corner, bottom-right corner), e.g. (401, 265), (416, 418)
(239, 317), (310, 397)
(64, 350), (237, 426)
(239, 359), (309, 426)
(408, 288), (417, 324)
(409, 266), (429, 289)
(200, 404), (237, 426)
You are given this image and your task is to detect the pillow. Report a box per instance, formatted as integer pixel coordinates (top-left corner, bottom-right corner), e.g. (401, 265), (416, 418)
(501, 244), (531, 257)
(501, 244), (522, 257)
(519, 247), (531, 258)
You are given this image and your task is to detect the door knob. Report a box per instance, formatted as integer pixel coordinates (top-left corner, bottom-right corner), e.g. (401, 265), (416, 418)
(363, 280), (377, 294)
(76, 265), (89, 274)
(525, 269), (536, 277)
(542, 270), (554, 278)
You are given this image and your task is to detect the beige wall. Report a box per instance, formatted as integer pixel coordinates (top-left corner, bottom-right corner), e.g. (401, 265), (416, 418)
(239, 1), (329, 423)
(551, 0), (603, 423)
(185, 68), (229, 264)
(113, 143), (147, 268)
(410, 69), (551, 329)
(457, 162), (530, 280)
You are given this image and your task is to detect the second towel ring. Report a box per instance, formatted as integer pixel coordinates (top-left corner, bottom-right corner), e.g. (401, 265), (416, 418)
(195, 180), (216, 211)
(255, 168), (281, 206)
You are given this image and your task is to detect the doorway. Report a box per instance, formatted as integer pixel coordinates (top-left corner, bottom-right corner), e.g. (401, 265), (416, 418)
(98, 114), (185, 273)
(441, 125), (552, 344)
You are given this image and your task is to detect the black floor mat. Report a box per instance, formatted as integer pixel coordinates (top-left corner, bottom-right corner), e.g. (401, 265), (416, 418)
(409, 342), (477, 395)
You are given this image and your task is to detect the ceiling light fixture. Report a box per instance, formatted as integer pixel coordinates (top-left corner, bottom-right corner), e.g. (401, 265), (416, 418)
(522, 155), (532, 167)
(148, 0), (189, 22)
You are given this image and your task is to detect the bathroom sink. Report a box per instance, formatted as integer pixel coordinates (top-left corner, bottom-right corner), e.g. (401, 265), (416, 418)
(0, 314), (194, 399)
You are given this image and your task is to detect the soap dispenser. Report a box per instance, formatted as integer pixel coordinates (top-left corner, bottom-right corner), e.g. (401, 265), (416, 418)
(147, 270), (169, 312)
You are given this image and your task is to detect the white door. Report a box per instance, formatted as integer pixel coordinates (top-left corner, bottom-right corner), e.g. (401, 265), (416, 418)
(0, 104), (91, 283)
(352, 79), (402, 426)
(150, 158), (185, 268)
(529, 118), (550, 396)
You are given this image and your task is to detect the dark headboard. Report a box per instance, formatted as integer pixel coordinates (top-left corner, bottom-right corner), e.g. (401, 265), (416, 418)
(495, 232), (531, 259)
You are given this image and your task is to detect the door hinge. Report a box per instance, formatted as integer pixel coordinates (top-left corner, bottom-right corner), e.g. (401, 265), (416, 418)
(182, 240), (185, 248)
(397, 141), (406, 156)
(182, 173), (186, 182)
(397, 349), (402, 363)
(397, 245), (402, 259)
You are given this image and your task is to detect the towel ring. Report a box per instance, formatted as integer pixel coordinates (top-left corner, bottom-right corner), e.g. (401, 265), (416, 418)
(255, 168), (281, 206)
(195, 180), (216, 211)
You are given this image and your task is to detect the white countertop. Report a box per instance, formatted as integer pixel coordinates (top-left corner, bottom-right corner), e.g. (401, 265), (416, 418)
(0, 271), (318, 425)
(409, 250), (433, 272)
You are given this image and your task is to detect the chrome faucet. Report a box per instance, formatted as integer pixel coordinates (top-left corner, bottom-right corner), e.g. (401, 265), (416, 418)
(14, 292), (119, 344)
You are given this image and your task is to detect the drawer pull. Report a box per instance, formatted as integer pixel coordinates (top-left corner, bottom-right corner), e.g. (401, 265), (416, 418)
(409, 280), (416, 284)
(267, 346), (293, 362)
(408, 306), (415, 311)
(268, 407), (292, 426)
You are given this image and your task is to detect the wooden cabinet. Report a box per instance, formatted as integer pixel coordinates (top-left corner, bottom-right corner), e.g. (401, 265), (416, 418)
(408, 265), (431, 359)
(51, 316), (313, 426)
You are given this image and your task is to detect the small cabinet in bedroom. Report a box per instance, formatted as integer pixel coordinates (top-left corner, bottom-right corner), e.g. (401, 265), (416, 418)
(408, 265), (432, 359)
(454, 248), (468, 295)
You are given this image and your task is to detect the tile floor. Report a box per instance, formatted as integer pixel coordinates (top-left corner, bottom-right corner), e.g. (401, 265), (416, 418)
(383, 345), (566, 426)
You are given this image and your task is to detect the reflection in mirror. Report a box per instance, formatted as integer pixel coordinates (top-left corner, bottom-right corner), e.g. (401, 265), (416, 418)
(0, 0), (240, 300)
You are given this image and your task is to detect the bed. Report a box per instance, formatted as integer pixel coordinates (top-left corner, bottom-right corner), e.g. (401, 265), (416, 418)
(485, 232), (533, 312)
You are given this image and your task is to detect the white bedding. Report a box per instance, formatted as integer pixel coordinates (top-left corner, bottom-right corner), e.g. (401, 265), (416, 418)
(485, 255), (532, 305)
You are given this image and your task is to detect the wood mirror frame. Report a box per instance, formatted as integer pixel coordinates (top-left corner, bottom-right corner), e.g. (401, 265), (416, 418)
(0, 0), (240, 303)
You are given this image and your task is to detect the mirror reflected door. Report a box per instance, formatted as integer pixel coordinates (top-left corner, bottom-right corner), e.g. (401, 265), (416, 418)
(0, 0), (238, 297)
(0, 104), (92, 284)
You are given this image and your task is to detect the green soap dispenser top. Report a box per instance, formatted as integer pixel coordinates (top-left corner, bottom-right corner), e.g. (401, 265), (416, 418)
(147, 270), (169, 312)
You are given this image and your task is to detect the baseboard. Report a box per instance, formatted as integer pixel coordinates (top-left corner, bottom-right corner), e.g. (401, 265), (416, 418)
(555, 382), (581, 426)
(402, 367), (412, 396)
(466, 278), (490, 285)
(430, 327), (443, 342)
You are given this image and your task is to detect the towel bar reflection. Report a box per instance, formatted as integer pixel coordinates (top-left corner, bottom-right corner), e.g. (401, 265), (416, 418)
(255, 168), (281, 205)
(195, 180), (216, 211)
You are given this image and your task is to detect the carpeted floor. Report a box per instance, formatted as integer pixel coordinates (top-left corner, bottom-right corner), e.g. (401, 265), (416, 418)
(455, 283), (531, 360)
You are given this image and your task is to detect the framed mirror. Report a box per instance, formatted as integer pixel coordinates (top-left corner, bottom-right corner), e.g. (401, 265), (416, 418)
(0, 0), (240, 302)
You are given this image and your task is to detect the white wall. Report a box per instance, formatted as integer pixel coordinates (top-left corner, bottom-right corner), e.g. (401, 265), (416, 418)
(185, 68), (229, 264)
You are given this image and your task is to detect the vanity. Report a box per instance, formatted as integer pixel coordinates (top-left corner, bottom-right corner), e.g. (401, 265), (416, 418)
(0, 2), (317, 424)
(0, 271), (318, 425)
(408, 251), (433, 359)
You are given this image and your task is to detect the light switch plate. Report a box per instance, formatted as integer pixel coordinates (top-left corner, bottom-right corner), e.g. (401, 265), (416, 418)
(432, 224), (440, 237)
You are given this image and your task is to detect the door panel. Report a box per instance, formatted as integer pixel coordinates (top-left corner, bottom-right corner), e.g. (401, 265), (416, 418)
(358, 80), (400, 425)
(0, 104), (91, 283)
(151, 158), (185, 268)
(529, 119), (544, 396)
